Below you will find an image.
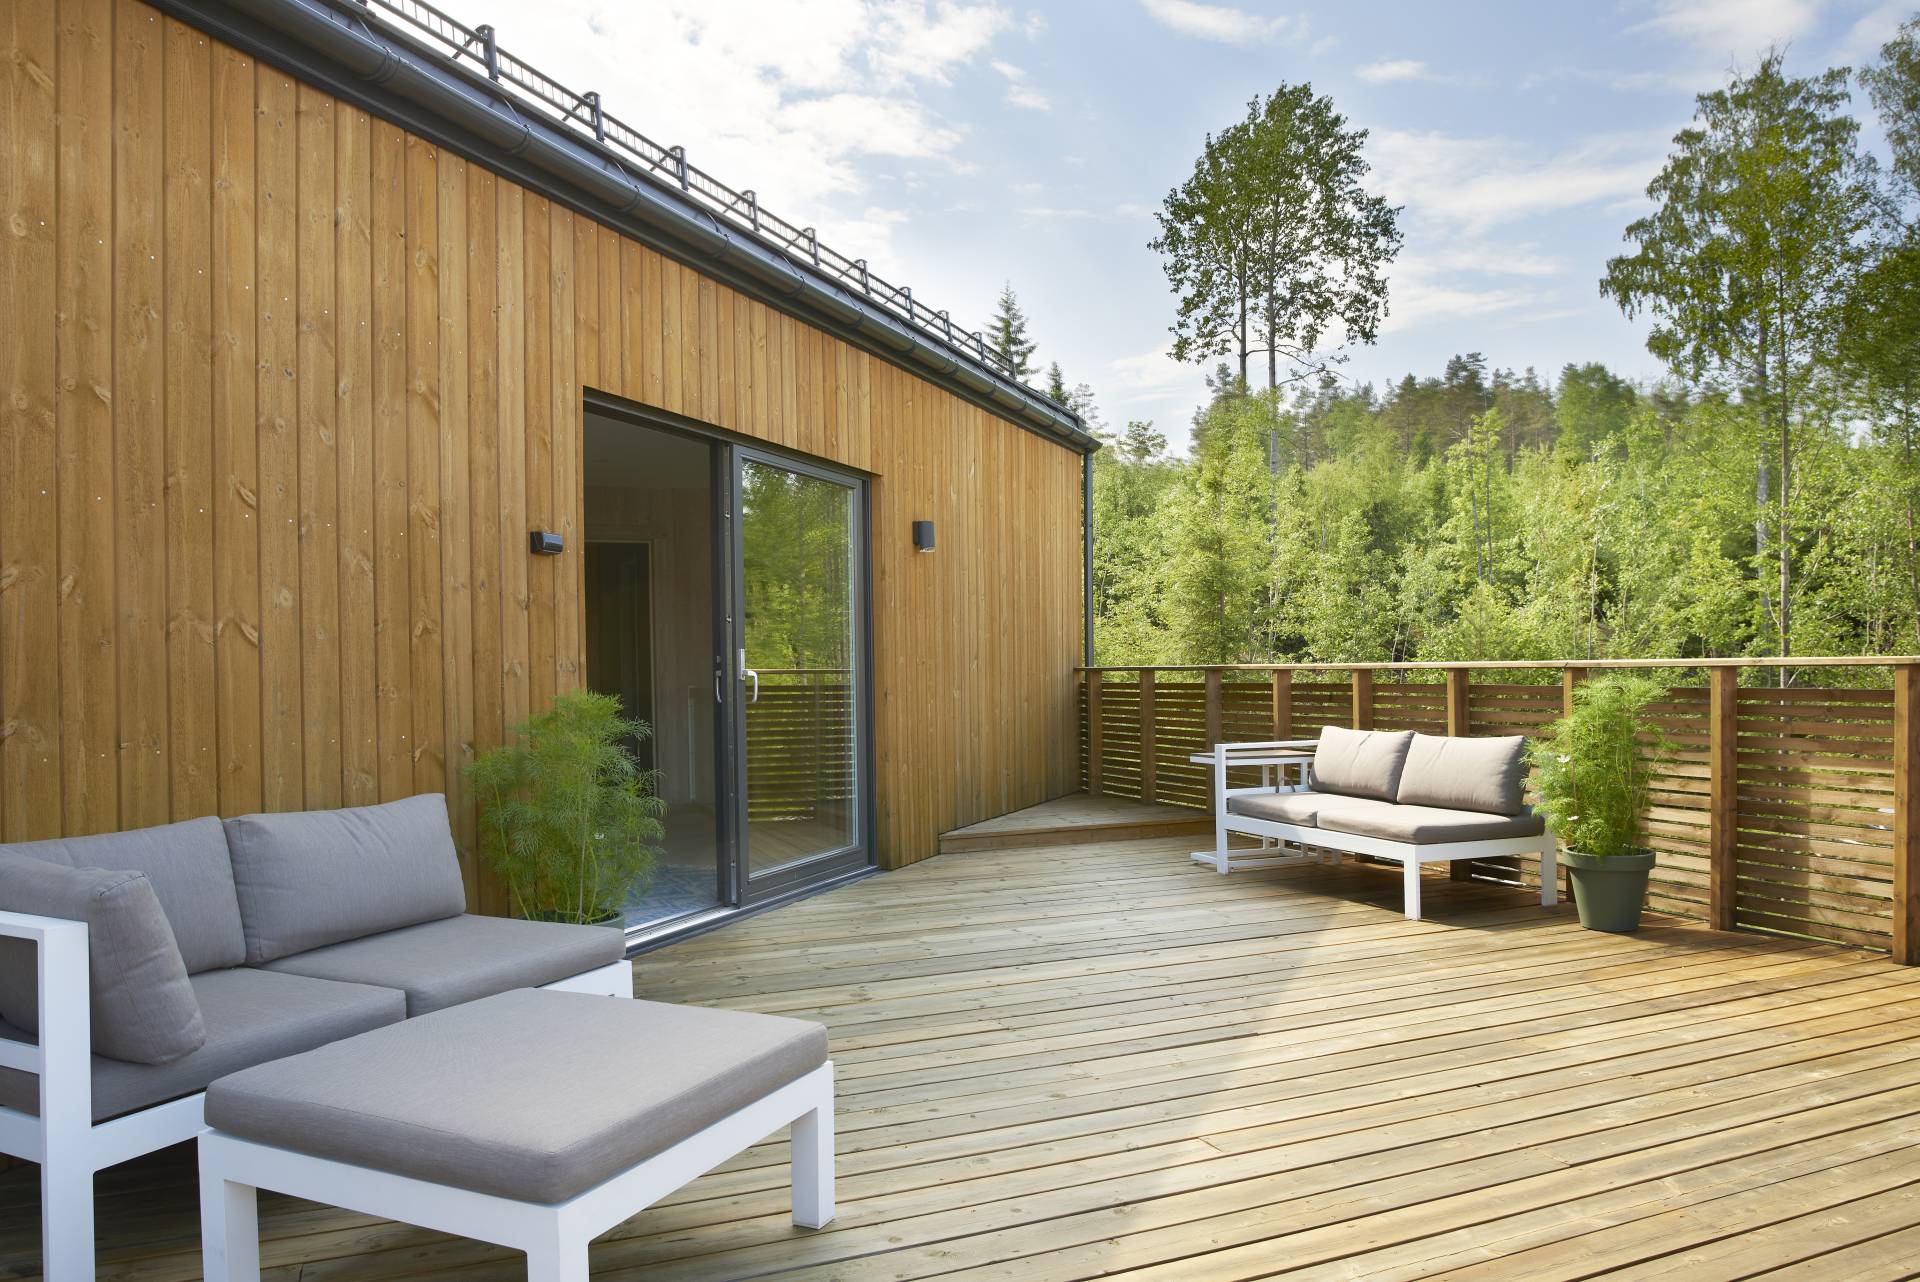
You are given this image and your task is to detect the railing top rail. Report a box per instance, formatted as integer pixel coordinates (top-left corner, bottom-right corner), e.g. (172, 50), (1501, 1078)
(1080, 656), (1920, 673)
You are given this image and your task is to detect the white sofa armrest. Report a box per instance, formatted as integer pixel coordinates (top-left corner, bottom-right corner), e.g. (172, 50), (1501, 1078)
(0, 910), (93, 1160)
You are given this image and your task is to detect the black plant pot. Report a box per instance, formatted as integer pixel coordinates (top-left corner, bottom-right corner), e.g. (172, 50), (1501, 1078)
(1562, 849), (1655, 933)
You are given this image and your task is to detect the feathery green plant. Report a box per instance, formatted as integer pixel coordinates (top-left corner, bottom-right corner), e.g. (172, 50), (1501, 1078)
(1526, 673), (1672, 860)
(466, 689), (664, 925)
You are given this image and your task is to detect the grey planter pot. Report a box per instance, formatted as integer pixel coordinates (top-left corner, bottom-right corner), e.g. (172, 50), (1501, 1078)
(1562, 849), (1655, 933)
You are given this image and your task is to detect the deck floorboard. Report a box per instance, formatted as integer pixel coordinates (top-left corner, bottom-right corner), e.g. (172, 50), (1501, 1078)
(3, 835), (1916, 1280)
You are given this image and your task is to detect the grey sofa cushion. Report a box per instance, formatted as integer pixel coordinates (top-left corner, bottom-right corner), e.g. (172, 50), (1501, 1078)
(1224, 791), (1325, 826)
(258, 914), (626, 1016)
(0, 966), (404, 1121)
(1397, 733), (1530, 816)
(0, 855), (205, 1065)
(0, 818), (243, 973)
(1308, 727), (1415, 802)
(224, 795), (468, 963)
(205, 989), (829, 1203)
(1315, 797), (1546, 845)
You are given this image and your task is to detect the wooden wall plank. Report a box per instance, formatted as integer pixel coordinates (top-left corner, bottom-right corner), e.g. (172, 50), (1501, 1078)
(254, 63), (301, 811)
(369, 117), (410, 801)
(295, 81), (340, 810)
(437, 148), (473, 890)
(335, 102), (377, 806)
(113, 0), (169, 829)
(2, 0), (62, 840)
(403, 135), (443, 799)
(14, 1), (1087, 879)
(55, 0), (119, 834)
(160, 15), (215, 821)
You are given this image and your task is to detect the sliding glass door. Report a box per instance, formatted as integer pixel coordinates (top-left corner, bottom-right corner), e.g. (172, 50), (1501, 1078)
(730, 449), (867, 896)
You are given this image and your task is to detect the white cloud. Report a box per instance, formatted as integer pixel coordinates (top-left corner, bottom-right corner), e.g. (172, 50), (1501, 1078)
(1108, 346), (1206, 398)
(1022, 9), (1048, 39)
(498, 0), (1010, 216)
(1358, 58), (1430, 84)
(991, 59), (1052, 111)
(1629, 0), (1829, 59)
(1139, 0), (1301, 44)
(1369, 128), (1670, 233)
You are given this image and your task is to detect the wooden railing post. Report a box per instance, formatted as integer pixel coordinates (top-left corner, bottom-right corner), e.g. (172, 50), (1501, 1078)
(1894, 663), (1919, 964)
(1352, 668), (1374, 730)
(1272, 669), (1293, 740)
(1445, 667), (1470, 737)
(1085, 672), (1103, 797)
(1204, 668), (1223, 747)
(1561, 666), (1586, 718)
(1447, 667), (1472, 880)
(1139, 670), (1157, 804)
(1708, 666), (1739, 934)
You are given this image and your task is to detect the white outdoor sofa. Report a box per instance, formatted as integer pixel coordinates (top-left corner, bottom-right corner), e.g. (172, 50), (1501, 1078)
(1207, 726), (1558, 920)
(0, 794), (632, 1281)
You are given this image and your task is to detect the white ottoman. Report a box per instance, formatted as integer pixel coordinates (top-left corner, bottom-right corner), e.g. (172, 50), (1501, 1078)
(196, 988), (834, 1280)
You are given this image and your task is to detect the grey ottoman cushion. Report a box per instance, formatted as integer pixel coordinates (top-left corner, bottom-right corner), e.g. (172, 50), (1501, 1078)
(0, 817), (244, 973)
(1316, 798), (1546, 845)
(1397, 733), (1530, 816)
(259, 914), (626, 1015)
(224, 795), (467, 963)
(205, 989), (829, 1203)
(0, 967), (405, 1121)
(1224, 791), (1325, 826)
(0, 855), (205, 1065)
(1308, 727), (1415, 801)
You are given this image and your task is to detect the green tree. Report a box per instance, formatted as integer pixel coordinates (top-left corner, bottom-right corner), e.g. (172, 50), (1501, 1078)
(1044, 360), (1069, 406)
(1151, 84), (1400, 390)
(1554, 362), (1637, 459)
(987, 281), (1037, 380)
(1600, 52), (1881, 671)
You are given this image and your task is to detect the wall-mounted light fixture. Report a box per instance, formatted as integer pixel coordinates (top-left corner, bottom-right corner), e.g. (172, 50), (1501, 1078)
(912, 520), (936, 551)
(529, 530), (565, 556)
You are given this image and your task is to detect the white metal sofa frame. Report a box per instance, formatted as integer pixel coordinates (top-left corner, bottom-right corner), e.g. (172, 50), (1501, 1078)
(1205, 740), (1559, 921)
(0, 908), (631, 1282)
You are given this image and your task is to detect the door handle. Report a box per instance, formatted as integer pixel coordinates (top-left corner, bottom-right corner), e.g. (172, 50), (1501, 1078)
(738, 649), (759, 704)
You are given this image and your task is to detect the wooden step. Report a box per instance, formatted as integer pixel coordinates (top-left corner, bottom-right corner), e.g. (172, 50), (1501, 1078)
(938, 793), (1212, 854)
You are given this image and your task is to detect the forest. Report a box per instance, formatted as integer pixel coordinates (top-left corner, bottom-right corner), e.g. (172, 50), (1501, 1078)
(1007, 18), (1920, 673)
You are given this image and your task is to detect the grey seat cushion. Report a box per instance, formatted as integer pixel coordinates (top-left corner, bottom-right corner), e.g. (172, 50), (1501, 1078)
(0, 817), (243, 973)
(224, 795), (468, 963)
(0, 966), (404, 1121)
(1224, 791), (1325, 826)
(1308, 727), (1415, 801)
(1315, 797), (1547, 845)
(0, 855), (205, 1065)
(258, 914), (626, 1016)
(1397, 733), (1530, 816)
(205, 989), (829, 1203)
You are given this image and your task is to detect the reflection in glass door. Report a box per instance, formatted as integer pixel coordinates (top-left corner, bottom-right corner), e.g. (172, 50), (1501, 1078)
(734, 452), (864, 884)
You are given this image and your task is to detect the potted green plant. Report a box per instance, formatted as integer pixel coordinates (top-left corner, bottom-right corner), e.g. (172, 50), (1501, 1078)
(466, 689), (665, 926)
(1526, 672), (1671, 933)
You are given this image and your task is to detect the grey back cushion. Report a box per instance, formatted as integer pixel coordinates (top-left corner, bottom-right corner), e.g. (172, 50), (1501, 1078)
(0, 818), (243, 974)
(224, 795), (468, 964)
(1397, 733), (1530, 816)
(1309, 726), (1415, 801)
(0, 854), (207, 1065)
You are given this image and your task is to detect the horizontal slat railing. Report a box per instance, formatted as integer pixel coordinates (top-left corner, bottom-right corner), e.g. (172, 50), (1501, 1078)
(1078, 659), (1920, 963)
(746, 668), (853, 823)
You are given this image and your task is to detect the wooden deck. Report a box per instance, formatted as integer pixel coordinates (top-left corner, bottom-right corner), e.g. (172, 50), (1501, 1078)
(9, 835), (1920, 1279)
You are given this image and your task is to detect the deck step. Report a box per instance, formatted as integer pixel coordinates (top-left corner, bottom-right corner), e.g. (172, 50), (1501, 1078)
(937, 793), (1211, 854)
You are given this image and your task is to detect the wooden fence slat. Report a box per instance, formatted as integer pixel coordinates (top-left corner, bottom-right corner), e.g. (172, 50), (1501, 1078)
(1895, 663), (1919, 965)
(1710, 666), (1738, 932)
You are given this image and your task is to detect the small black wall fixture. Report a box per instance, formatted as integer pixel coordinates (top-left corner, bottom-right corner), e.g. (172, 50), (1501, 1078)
(912, 520), (936, 552)
(529, 530), (565, 556)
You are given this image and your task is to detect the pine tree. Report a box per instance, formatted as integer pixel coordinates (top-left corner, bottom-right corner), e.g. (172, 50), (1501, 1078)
(1044, 361), (1069, 405)
(988, 282), (1037, 381)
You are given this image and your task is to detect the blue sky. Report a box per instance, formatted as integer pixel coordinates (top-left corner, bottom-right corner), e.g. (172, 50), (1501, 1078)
(482, 0), (1912, 448)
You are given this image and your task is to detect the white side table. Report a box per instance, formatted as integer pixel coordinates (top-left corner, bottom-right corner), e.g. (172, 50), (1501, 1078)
(1191, 744), (1320, 872)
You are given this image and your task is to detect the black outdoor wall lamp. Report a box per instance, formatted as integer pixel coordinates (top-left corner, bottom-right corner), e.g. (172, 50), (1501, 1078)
(912, 520), (936, 551)
(529, 530), (565, 556)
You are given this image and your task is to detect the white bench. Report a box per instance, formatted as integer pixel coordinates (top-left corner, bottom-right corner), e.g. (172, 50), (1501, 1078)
(199, 988), (834, 1281)
(1204, 730), (1558, 921)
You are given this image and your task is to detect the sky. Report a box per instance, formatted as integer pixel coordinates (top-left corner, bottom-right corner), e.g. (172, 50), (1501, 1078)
(474, 0), (1913, 449)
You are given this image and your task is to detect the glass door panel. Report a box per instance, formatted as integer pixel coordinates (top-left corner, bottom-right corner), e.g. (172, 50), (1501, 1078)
(735, 453), (862, 882)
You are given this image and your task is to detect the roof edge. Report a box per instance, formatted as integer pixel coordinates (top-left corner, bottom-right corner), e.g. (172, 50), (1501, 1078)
(152, 0), (1100, 454)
